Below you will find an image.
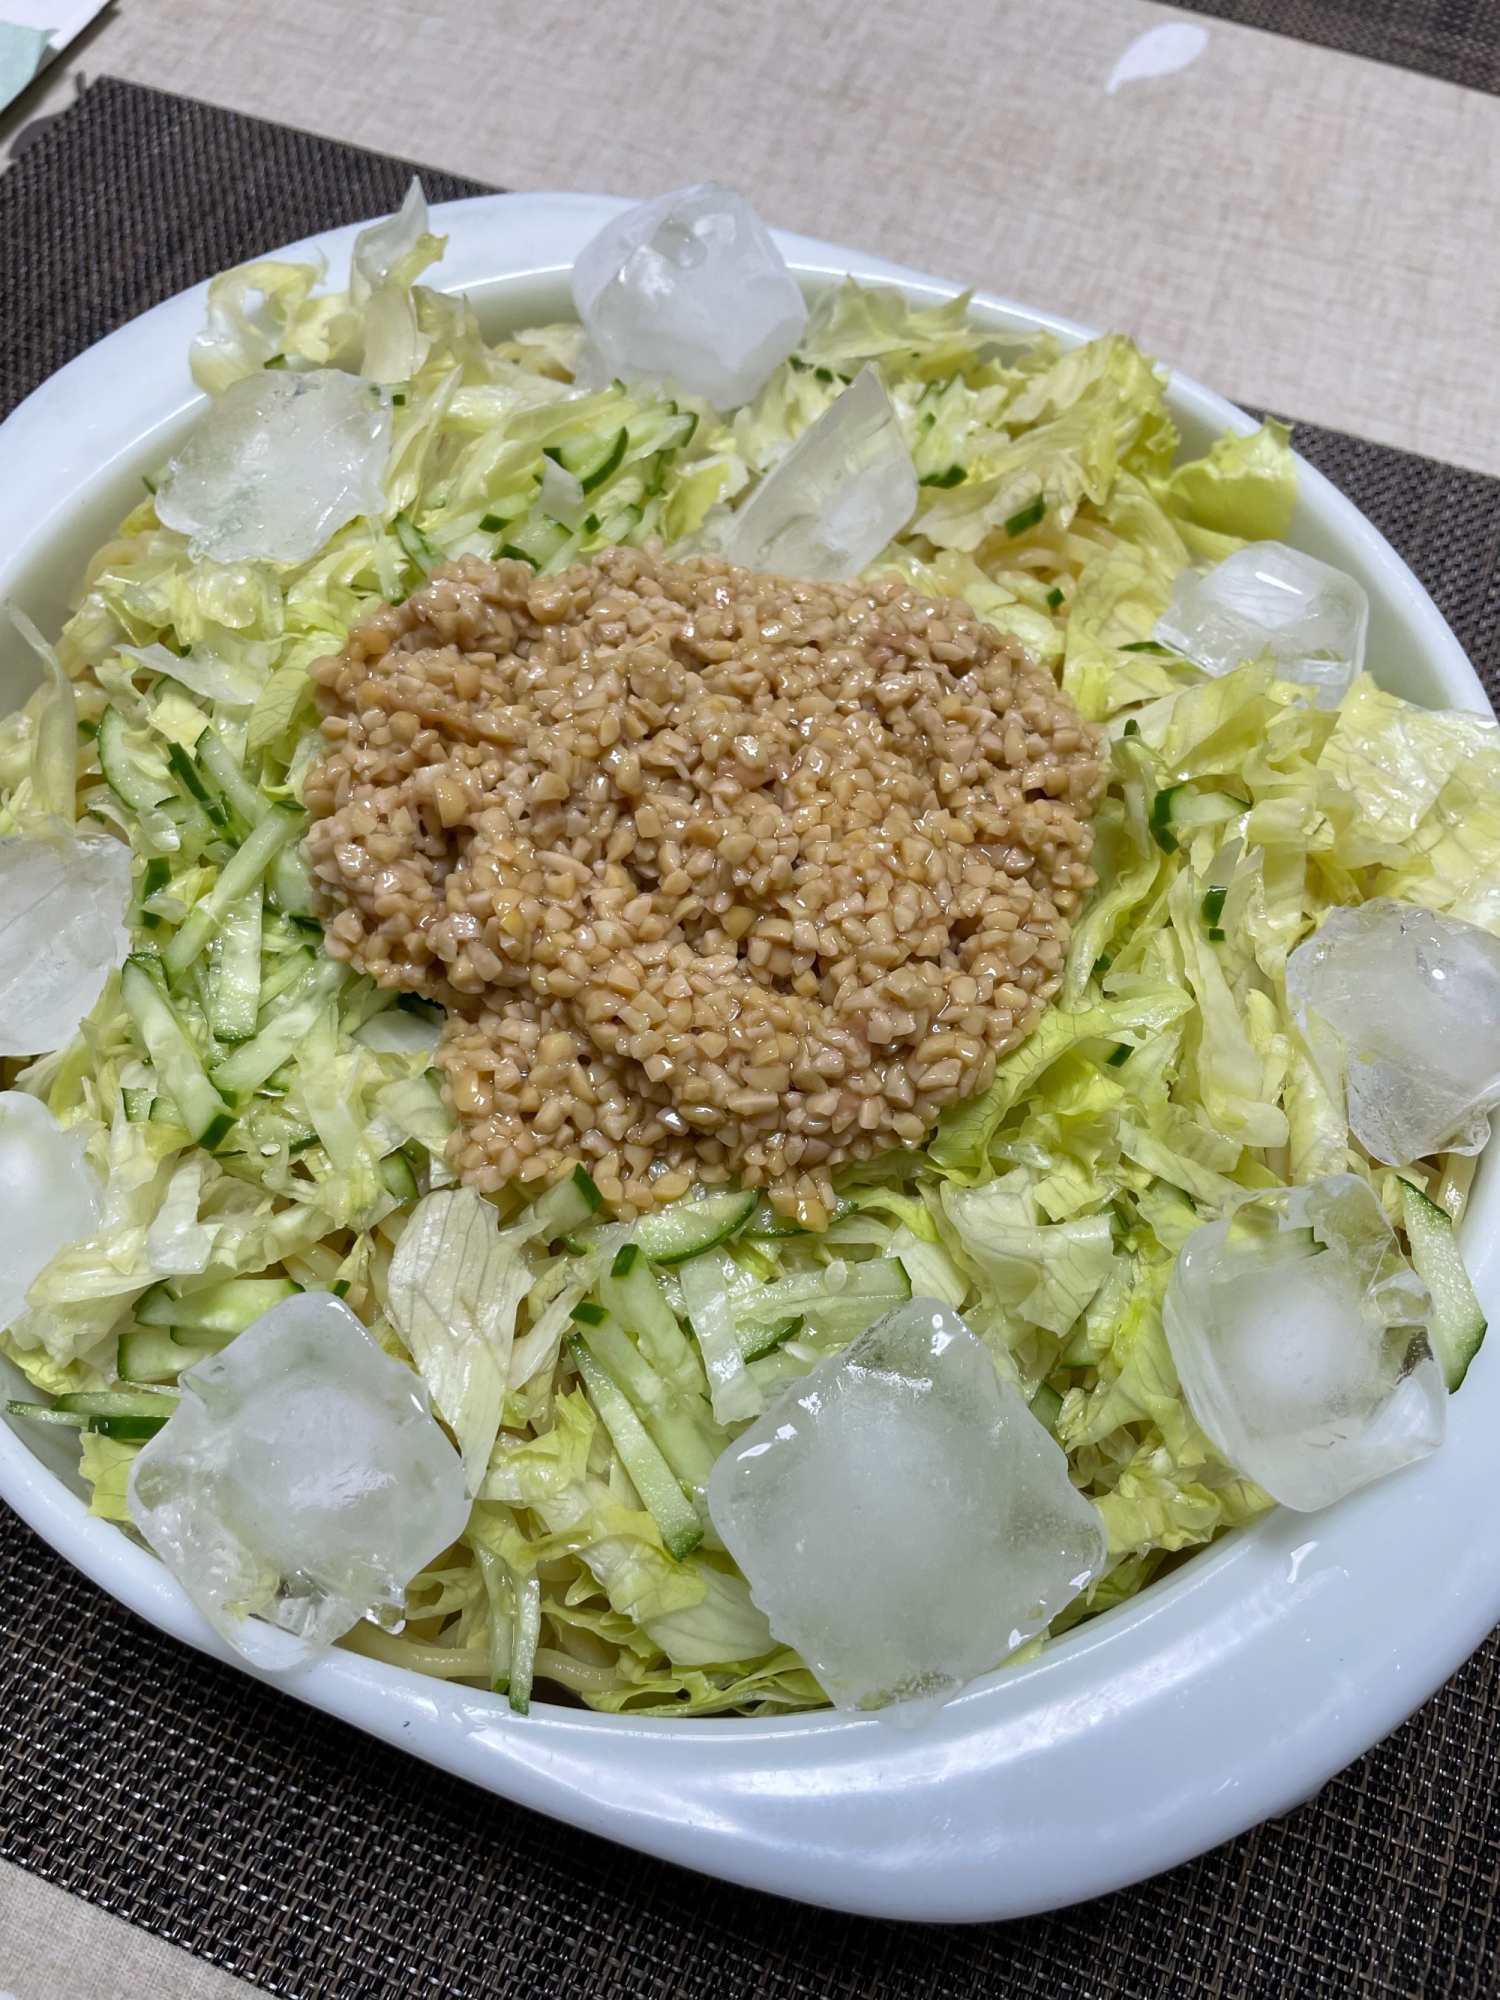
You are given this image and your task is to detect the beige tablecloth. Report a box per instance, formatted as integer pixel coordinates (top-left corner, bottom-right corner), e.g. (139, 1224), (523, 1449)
(5, 0), (1500, 475)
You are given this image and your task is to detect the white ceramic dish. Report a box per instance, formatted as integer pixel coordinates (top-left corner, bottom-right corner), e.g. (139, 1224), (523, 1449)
(1, 193), (1496, 1925)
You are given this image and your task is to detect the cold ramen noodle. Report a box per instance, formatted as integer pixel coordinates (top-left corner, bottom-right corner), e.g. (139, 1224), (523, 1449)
(1, 182), (1496, 1720)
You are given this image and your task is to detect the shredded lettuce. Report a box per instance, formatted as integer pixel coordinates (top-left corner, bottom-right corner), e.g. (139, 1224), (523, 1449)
(386, 1188), (531, 1491)
(1, 189), (1487, 1716)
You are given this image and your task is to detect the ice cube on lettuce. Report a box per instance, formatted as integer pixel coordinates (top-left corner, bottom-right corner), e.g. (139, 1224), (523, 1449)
(571, 183), (807, 411)
(0, 1092), (101, 1332)
(721, 364), (918, 580)
(1154, 541), (1367, 706)
(156, 368), (392, 565)
(1164, 1175), (1443, 1512)
(1287, 899), (1500, 1164)
(0, 832), (130, 1054)
(706, 1298), (1105, 1721)
(128, 1292), (469, 1663)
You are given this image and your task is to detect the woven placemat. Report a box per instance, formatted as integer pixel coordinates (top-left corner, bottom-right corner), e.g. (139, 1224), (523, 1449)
(6, 77), (1500, 2000)
(1174, 0), (1500, 97)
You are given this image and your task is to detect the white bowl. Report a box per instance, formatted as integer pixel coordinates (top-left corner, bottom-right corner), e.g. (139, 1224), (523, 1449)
(1, 193), (1495, 1924)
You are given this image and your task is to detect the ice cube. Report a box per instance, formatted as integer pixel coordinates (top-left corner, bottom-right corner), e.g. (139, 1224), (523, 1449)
(1287, 898), (1500, 1163)
(0, 831), (130, 1055)
(1163, 1174), (1443, 1512)
(156, 368), (392, 566)
(128, 1293), (470, 1663)
(706, 1298), (1105, 1720)
(1154, 541), (1368, 706)
(0, 1092), (101, 1331)
(571, 183), (808, 411)
(720, 365), (918, 580)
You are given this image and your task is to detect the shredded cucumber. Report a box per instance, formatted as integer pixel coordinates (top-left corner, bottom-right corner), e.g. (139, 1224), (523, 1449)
(567, 1336), (703, 1560)
(121, 957), (233, 1147)
(1401, 1180), (1488, 1391)
(635, 1189), (757, 1265)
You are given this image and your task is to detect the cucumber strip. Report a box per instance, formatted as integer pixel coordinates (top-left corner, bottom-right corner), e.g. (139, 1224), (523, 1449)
(508, 1559), (541, 1715)
(134, 855), (171, 930)
(598, 1248), (708, 1399)
(254, 943), (319, 1014)
(504, 514), (571, 567)
(1150, 786), (1246, 854)
(164, 806), (302, 974)
(792, 1288), (907, 1343)
(210, 961), (345, 1103)
(91, 1412), (171, 1440)
(742, 1199), (809, 1240)
(523, 1165), (603, 1241)
(634, 1189), (757, 1265)
(581, 426), (628, 493)
(379, 1149), (421, 1201)
(474, 1544), (512, 1694)
(733, 1257), (911, 1329)
(166, 739), (226, 827)
(97, 704), (173, 813)
(137, 1275), (301, 1334)
(197, 728), (269, 827)
(394, 511), (441, 577)
(589, 503), (643, 544)
(122, 957), (234, 1146)
(1401, 1178), (1488, 1391)
(678, 1249), (762, 1425)
(1029, 1382), (1065, 1431)
(568, 1336), (703, 1560)
(118, 1324), (217, 1382)
(572, 1311), (720, 1487)
(268, 844), (318, 916)
(548, 425), (629, 491)
(98, 704), (182, 849)
(56, 1388), (181, 1418)
(738, 1313), (801, 1362)
(625, 405), (695, 462)
(5, 1400), (84, 1427)
(209, 889), (263, 1041)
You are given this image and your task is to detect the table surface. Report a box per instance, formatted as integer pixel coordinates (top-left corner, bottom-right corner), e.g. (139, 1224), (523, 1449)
(6, 0), (1500, 479)
(3, 5), (1500, 1998)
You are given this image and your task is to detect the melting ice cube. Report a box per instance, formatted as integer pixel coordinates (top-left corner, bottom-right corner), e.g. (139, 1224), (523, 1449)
(0, 831), (130, 1055)
(1287, 898), (1500, 1163)
(1154, 541), (1368, 707)
(571, 183), (808, 411)
(128, 1292), (470, 1663)
(1164, 1175), (1443, 1512)
(0, 1092), (100, 1332)
(706, 1298), (1105, 1720)
(720, 364), (918, 580)
(156, 368), (392, 566)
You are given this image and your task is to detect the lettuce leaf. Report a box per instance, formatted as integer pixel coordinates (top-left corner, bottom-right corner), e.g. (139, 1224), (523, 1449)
(941, 1182), (1115, 1338)
(931, 988), (1195, 1180)
(386, 1188), (532, 1491)
(1149, 418), (1297, 552)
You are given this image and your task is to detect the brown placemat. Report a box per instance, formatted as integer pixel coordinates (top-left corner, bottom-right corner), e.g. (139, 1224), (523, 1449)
(5, 76), (1500, 2000)
(1173, 0), (1500, 96)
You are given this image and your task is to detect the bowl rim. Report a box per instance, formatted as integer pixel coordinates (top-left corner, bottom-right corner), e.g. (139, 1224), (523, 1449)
(0, 189), (1496, 1923)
